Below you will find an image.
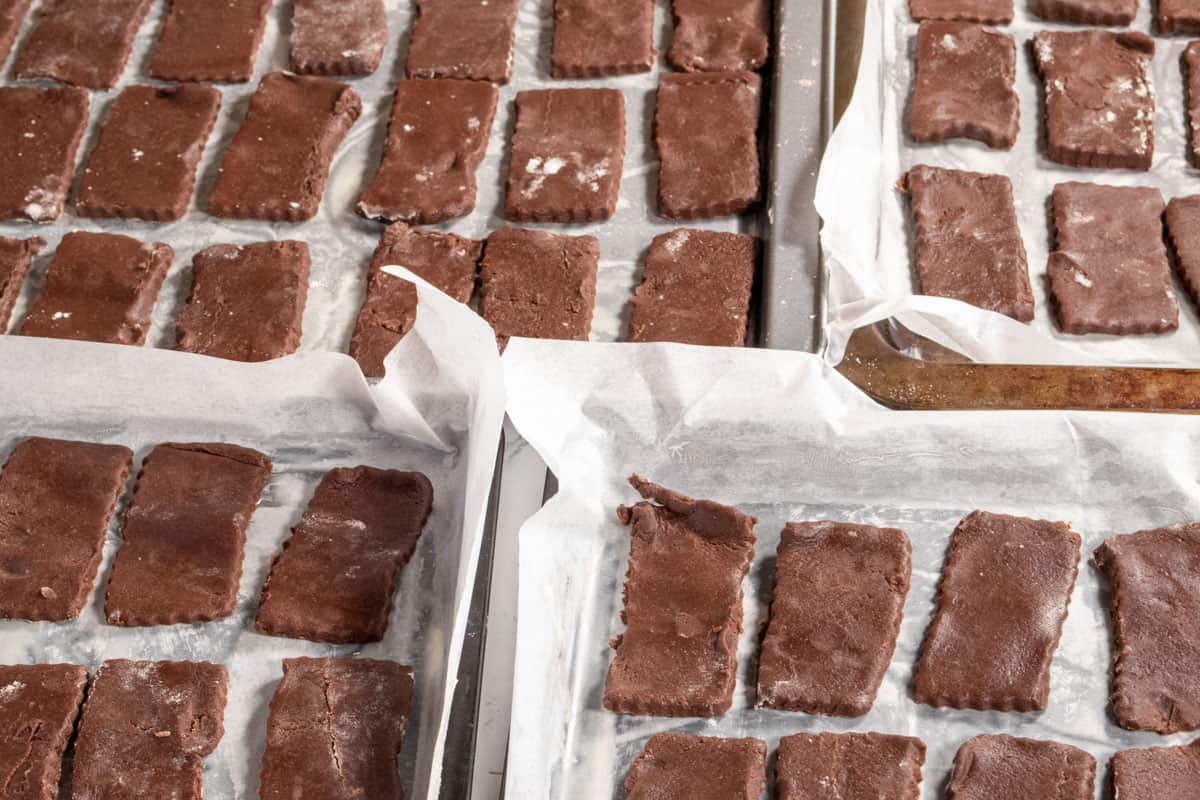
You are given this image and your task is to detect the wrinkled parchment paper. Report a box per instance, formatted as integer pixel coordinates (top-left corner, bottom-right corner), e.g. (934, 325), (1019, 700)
(0, 277), (504, 800)
(817, 0), (1200, 366)
(502, 339), (1200, 798)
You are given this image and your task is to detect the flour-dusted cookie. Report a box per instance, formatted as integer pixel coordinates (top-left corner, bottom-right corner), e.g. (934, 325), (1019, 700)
(0, 663), (88, 800)
(656, 72), (762, 219)
(903, 165), (1034, 321)
(668, 0), (769, 72)
(72, 660), (228, 800)
(1037, 0), (1138, 24)
(0, 236), (44, 332)
(552, 0), (654, 77)
(358, 79), (498, 224)
(0, 87), (89, 223)
(208, 72), (362, 222)
(1166, 195), (1200, 307)
(259, 658), (413, 800)
(910, 22), (1018, 149)
(406, 0), (518, 83)
(946, 735), (1095, 800)
(914, 510), (1080, 711)
(504, 88), (625, 222)
(350, 223), (482, 378)
(13, 0), (152, 88)
(910, 0), (1013, 22)
(1187, 43), (1200, 165)
(777, 732), (926, 800)
(0, 0), (32, 63)
(290, 0), (388, 76)
(1033, 31), (1155, 171)
(0, 438), (132, 622)
(20, 232), (173, 346)
(758, 522), (911, 716)
(1110, 739), (1200, 799)
(105, 443), (272, 626)
(625, 733), (766, 800)
(603, 476), (757, 717)
(1161, 0), (1200, 31)
(175, 241), (311, 362)
(150, 0), (271, 82)
(1047, 182), (1176, 336)
(77, 85), (221, 222)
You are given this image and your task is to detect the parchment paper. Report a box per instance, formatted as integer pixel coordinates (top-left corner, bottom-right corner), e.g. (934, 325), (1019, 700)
(817, 0), (1200, 366)
(501, 338), (1200, 798)
(0, 276), (505, 800)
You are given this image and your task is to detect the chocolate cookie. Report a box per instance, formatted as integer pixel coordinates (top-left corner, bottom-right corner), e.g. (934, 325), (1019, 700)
(1160, 0), (1200, 31)
(0, 87), (89, 223)
(1186, 43), (1200, 166)
(909, 0), (1013, 22)
(625, 733), (766, 800)
(13, 0), (152, 89)
(1037, 0), (1137, 24)
(0, 663), (88, 800)
(552, 0), (654, 77)
(1110, 739), (1200, 799)
(946, 735), (1095, 800)
(668, 0), (769, 72)
(289, 0), (388, 76)
(777, 732), (926, 800)
(1166, 195), (1200, 309)
(406, 0), (518, 83)
(0, 236), (44, 332)
(0, 0), (32, 63)
(149, 0), (271, 82)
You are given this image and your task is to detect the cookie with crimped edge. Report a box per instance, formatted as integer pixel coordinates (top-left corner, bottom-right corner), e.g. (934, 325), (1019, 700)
(289, 0), (388, 76)
(0, 663), (89, 800)
(552, 0), (654, 77)
(13, 0), (152, 89)
(777, 732), (925, 800)
(946, 735), (1095, 800)
(625, 733), (766, 800)
(1110, 738), (1200, 799)
(149, 0), (271, 83)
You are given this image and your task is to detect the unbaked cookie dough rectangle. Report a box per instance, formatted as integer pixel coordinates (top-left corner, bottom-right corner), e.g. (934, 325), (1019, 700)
(0, 437), (132, 622)
(290, 0), (388, 76)
(1037, 0), (1137, 24)
(104, 443), (272, 626)
(0, 0), (33, 63)
(13, 0), (152, 89)
(0, 87), (89, 223)
(1187, 43), (1200, 166)
(1110, 740), (1200, 799)
(909, 0), (1013, 22)
(1160, 0), (1200, 32)
(149, 0), (271, 82)
(552, 0), (654, 77)
(946, 735), (1095, 800)
(625, 733), (766, 800)
(668, 0), (769, 72)
(1166, 196), (1200, 308)
(0, 663), (89, 800)
(256, 467), (434, 644)
(603, 476), (757, 717)
(406, 0), (518, 83)
(777, 732), (925, 800)
(0, 236), (44, 332)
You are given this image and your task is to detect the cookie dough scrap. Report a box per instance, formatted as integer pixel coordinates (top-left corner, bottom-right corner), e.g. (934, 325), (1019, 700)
(668, 0), (769, 72)
(0, 663), (88, 800)
(358, 79), (498, 224)
(209, 72), (362, 222)
(903, 165), (1034, 321)
(1037, 0), (1137, 24)
(552, 0), (654, 77)
(175, 241), (311, 362)
(77, 85), (222, 222)
(1111, 739), (1200, 799)
(1167, 196), (1200, 307)
(290, 0), (388, 76)
(350, 223), (482, 378)
(0, 87), (89, 223)
(1186, 43), (1200, 165)
(625, 733), (766, 800)
(1033, 31), (1156, 171)
(0, 236), (44, 332)
(256, 467), (434, 644)
(946, 735), (1095, 800)
(0, 0), (33, 64)
(1047, 182), (1176, 336)
(914, 510), (1080, 711)
(1160, 0), (1200, 32)
(627, 229), (757, 346)
(13, 0), (152, 89)
(777, 732), (926, 800)
(603, 475), (757, 717)
(910, 22), (1018, 149)
(259, 658), (414, 800)
(72, 660), (228, 800)
(1094, 524), (1200, 733)
(656, 73), (762, 219)
(105, 443), (272, 626)
(758, 522), (911, 716)
(19, 232), (173, 346)
(150, 0), (271, 82)
(478, 227), (599, 349)
(504, 89), (625, 222)
(909, 0), (1013, 22)
(406, 0), (518, 83)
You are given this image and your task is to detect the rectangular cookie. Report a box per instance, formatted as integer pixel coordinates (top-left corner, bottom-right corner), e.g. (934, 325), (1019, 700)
(0, 236), (45, 332)
(668, 0), (769, 72)
(0, 663), (89, 800)
(1047, 182), (1176, 336)
(1033, 31), (1155, 170)
(625, 733), (766, 800)
(0, 87), (89, 223)
(603, 476), (757, 717)
(256, 467), (434, 644)
(1167, 196), (1200, 309)
(104, 443), (273, 626)
(1094, 524), (1200, 733)
(1037, 0), (1137, 24)
(551, 0), (655, 77)
(914, 510), (1080, 711)
(357, 79), (498, 224)
(290, 0), (388, 76)
(627, 229), (757, 346)
(903, 165), (1034, 321)
(757, 522), (911, 716)
(946, 735), (1095, 800)
(656, 73), (762, 219)
(259, 658), (414, 800)
(19, 232), (173, 346)
(208, 72), (362, 222)
(478, 227), (599, 349)
(910, 22), (1018, 149)
(0, 0), (33, 63)
(909, 0), (1013, 22)
(1111, 740), (1200, 800)
(350, 223), (482, 378)
(149, 0), (271, 82)
(72, 660), (228, 799)
(1187, 43), (1200, 166)
(406, 0), (518, 83)
(777, 732), (926, 800)
(0, 437), (132, 622)
(174, 241), (311, 362)
(1160, 0), (1200, 31)
(13, 0), (152, 89)
(77, 84), (222, 222)
(503, 89), (625, 222)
